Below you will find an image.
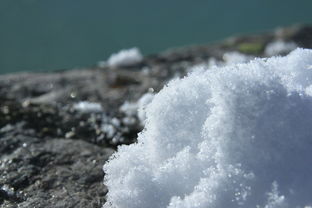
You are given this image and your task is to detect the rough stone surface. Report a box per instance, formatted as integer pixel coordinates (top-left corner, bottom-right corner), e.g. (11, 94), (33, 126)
(1, 139), (113, 208)
(0, 24), (312, 208)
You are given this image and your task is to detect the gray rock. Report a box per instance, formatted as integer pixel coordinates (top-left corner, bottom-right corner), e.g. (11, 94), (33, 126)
(1, 138), (113, 208)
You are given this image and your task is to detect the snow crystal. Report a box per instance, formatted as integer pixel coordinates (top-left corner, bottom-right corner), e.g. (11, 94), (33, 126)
(73, 101), (102, 113)
(107, 48), (143, 67)
(265, 40), (297, 56)
(103, 48), (312, 208)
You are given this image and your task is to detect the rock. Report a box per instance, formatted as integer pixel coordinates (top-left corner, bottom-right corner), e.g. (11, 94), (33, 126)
(0, 138), (113, 208)
(0, 24), (311, 207)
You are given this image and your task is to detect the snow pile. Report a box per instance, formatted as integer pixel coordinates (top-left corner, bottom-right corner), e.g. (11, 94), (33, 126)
(107, 48), (143, 67)
(103, 48), (312, 208)
(265, 40), (297, 56)
(73, 101), (102, 113)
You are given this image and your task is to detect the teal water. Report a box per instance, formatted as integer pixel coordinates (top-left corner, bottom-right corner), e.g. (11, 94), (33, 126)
(1, 0), (312, 74)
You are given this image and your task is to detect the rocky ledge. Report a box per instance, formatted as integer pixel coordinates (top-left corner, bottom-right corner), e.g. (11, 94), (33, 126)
(1, 25), (312, 208)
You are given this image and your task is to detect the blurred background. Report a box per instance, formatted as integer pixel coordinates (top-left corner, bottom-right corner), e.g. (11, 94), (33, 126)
(1, 0), (312, 74)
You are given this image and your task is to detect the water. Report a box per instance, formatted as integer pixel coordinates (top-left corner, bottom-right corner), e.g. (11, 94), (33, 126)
(0, 0), (312, 74)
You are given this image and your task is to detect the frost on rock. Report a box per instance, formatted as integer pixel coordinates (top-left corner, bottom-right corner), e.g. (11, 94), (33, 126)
(103, 48), (312, 208)
(264, 40), (297, 56)
(107, 48), (143, 67)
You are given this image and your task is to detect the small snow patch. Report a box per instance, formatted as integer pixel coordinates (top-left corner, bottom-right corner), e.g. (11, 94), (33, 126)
(223, 51), (254, 64)
(119, 101), (138, 117)
(198, 52), (254, 70)
(119, 92), (155, 125)
(107, 48), (143, 67)
(73, 101), (102, 113)
(265, 40), (297, 56)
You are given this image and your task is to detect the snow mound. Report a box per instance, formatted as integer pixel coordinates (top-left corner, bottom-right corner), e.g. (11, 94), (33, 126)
(107, 48), (143, 67)
(103, 48), (312, 208)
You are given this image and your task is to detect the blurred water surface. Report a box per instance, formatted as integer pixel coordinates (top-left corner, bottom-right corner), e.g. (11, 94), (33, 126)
(1, 0), (312, 73)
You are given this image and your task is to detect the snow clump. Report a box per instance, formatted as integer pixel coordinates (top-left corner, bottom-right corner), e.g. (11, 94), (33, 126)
(104, 48), (312, 208)
(107, 47), (143, 67)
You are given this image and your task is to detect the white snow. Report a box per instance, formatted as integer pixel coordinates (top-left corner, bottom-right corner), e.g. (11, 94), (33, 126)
(107, 48), (143, 67)
(265, 40), (297, 56)
(103, 48), (312, 208)
(73, 101), (102, 113)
